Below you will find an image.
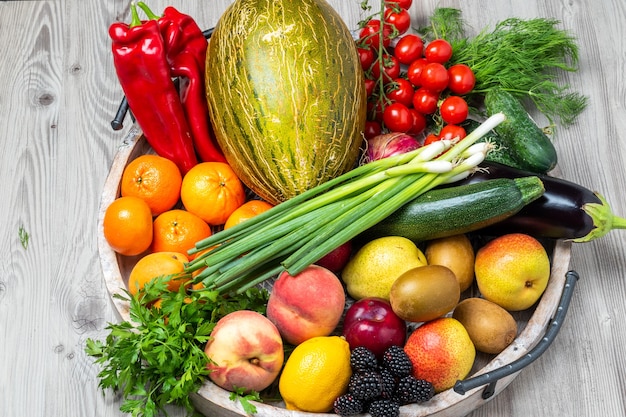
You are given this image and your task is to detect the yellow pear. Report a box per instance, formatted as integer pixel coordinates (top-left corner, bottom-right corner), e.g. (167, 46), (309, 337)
(474, 233), (551, 311)
(341, 236), (427, 300)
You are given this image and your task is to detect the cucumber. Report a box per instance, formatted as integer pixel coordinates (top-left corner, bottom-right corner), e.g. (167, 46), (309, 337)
(358, 176), (545, 243)
(484, 88), (558, 173)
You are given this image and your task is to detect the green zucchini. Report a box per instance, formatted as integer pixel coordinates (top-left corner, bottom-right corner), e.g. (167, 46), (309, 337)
(484, 88), (558, 173)
(358, 176), (545, 243)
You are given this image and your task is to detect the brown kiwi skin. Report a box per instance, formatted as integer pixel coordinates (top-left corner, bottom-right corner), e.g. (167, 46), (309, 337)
(452, 297), (518, 354)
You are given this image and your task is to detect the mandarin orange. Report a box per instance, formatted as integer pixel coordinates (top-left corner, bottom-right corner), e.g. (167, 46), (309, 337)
(224, 199), (274, 229)
(180, 162), (246, 226)
(120, 154), (182, 216)
(103, 196), (153, 256)
(128, 251), (190, 295)
(151, 209), (212, 259)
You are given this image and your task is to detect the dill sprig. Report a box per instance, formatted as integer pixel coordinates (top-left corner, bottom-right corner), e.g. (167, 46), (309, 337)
(424, 8), (588, 126)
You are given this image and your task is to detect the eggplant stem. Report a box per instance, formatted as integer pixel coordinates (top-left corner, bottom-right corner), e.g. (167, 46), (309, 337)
(574, 192), (626, 242)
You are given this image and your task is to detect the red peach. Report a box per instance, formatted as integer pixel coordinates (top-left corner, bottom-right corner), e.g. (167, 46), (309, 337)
(205, 310), (284, 393)
(266, 265), (346, 345)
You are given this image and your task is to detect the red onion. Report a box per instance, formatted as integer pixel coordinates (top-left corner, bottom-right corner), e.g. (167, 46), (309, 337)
(365, 132), (421, 163)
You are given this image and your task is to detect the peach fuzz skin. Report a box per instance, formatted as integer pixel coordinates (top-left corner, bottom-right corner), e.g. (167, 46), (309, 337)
(205, 310), (284, 393)
(266, 265), (346, 346)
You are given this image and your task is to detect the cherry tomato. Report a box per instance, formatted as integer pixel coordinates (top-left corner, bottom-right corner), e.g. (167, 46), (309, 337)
(371, 54), (401, 83)
(359, 19), (392, 50)
(440, 96), (469, 125)
(384, 7), (411, 35)
(412, 88), (439, 114)
(364, 78), (377, 97)
(358, 47), (375, 71)
(406, 58), (427, 87)
(364, 120), (382, 139)
(385, 0), (412, 9)
(423, 133), (440, 145)
(383, 102), (413, 132)
(447, 64), (476, 95)
(424, 39), (453, 64)
(439, 124), (467, 141)
(408, 108), (427, 135)
(386, 78), (414, 107)
(393, 34), (423, 65)
(368, 100), (385, 122)
(420, 62), (449, 93)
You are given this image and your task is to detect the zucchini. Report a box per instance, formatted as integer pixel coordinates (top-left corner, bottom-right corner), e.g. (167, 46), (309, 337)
(484, 88), (558, 173)
(358, 176), (545, 243)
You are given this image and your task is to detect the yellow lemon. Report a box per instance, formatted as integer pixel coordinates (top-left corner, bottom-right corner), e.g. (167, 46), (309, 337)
(341, 236), (427, 300)
(278, 336), (351, 412)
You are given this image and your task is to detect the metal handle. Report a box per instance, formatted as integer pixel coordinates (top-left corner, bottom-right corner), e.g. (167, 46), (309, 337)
(453, 269), (579, 398)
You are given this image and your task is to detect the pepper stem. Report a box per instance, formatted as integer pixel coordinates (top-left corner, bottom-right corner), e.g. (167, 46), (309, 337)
(137, 1), (161, 20)
(129, 2), (141, 27)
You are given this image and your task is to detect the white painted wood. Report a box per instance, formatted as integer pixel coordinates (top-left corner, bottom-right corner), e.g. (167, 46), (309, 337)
(1, 1), (625, 416)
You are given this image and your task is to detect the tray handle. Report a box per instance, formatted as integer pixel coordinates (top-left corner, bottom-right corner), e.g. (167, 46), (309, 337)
(453, 269), (579, 398)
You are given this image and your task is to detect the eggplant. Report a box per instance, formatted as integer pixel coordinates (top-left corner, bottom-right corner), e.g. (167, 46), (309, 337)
(454, 162), (626, 242)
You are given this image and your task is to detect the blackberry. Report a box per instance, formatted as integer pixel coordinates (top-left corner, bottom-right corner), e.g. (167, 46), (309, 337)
(367, 398), (400, 417)
(379, 368), (397, 400)
(333, 393), (364, 416)
(350, 346), (378, 373)
(394, 375), (435, 405)
(381, 345), (413, 378)
(348, 370), (383, 401)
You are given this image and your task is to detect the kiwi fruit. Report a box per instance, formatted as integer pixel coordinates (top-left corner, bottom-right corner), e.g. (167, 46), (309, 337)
(452, 297), (518, 354)
(389, 265), (460, 323)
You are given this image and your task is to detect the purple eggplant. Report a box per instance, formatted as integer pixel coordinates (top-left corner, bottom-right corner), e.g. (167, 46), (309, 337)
(455, 162), (626, 242)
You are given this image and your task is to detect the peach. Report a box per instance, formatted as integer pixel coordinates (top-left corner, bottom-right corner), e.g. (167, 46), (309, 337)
(266, 265), (346, 345)
(205, 310), (284, 393)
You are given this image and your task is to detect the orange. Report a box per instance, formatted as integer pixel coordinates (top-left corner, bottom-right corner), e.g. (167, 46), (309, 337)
(180, 162), (246, 226)
(224, 199), (274, 229)
(120, 154), (182, 216)
(103, 196), (153, 256)
(128, 251), (190, 295)
(151, 209), (212, 258)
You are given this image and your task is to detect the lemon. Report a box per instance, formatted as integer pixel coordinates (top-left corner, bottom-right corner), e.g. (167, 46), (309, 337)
(278, 336), (351, 412)
(341, 236), (427, 300)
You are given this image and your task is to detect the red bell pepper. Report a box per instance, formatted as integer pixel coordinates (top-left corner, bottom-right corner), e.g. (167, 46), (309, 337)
(136, 2), (226, 163)
(109, 3), (198, 174)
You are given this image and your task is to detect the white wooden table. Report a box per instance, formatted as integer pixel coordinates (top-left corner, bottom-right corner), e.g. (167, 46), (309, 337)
(0, 1), (624, 416)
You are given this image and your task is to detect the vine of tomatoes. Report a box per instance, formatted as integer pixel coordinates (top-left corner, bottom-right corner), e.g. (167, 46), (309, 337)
(356, 0), (476, 143)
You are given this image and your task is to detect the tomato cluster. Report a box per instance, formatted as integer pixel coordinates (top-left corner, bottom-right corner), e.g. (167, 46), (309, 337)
(356, 2), (476, 143)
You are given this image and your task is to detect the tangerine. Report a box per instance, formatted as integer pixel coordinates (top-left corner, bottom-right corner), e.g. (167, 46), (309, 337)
(151, 209), (212, 259)
(128, 251), (190, 295)
(120, 154), (182, 216)
(224, 199), (274, 229)
(180, 162), (246, 226)
(103, 196), (153, 256)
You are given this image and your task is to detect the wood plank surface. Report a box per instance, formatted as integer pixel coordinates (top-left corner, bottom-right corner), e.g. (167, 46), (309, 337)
(0, 0), (624, 416)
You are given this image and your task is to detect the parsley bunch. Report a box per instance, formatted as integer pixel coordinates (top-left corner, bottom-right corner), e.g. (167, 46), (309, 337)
(85, 276), (269, 417)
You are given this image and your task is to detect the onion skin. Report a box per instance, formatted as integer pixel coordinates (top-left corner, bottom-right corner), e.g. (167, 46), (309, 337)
(365, 133), (421, 163)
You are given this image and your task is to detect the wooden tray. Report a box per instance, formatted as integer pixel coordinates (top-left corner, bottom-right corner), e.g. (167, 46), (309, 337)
(97, 127), (573, 417)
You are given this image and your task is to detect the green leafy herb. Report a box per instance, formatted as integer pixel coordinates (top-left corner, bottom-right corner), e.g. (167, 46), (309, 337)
(18, 225), (29, 249)
(425, 7), (587, 126)
(85, 275), (269, 417)
(229, 387), (261, 415)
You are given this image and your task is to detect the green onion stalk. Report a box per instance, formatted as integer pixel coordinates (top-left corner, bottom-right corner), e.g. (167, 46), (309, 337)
(186, 113), (506, 294)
